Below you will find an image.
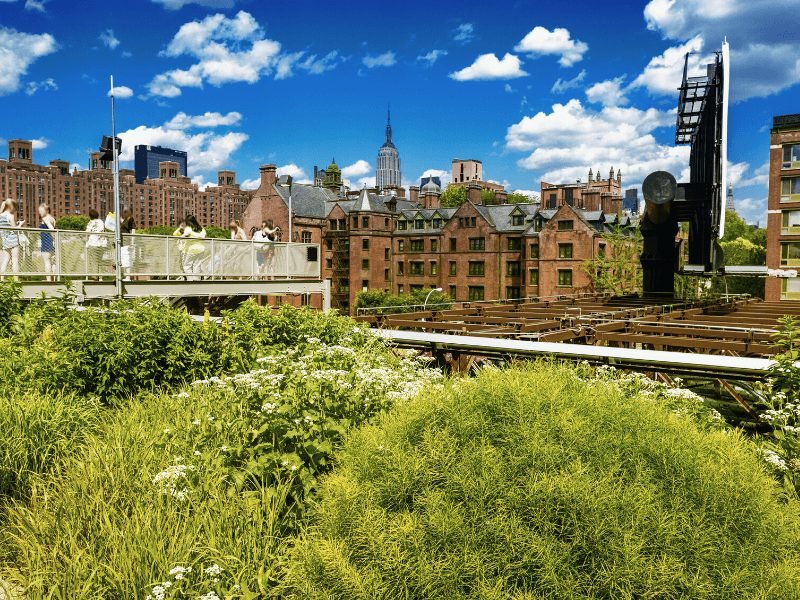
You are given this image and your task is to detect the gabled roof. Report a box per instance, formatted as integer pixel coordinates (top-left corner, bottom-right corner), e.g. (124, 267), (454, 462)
(473, 202), (538, 232)
(273, 183), (336, 219)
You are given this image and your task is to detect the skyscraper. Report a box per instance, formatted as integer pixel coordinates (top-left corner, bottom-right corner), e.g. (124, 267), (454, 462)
(726, 182), (735, 211)
(134, 145), (188, 184)
(376, 108), (401, 191)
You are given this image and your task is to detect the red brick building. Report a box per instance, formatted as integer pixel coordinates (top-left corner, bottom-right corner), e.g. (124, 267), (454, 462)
(765, 114), (800, 301)
(0, 139), (251, 229)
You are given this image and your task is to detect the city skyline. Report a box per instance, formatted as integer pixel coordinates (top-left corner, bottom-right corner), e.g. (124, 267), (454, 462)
(1, 0), (799, 225)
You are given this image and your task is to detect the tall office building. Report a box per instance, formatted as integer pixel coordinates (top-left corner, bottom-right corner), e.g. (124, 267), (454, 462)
(623, 188), (639, 213)
(376, 108), (401, 191)
(726, 182), (735, 211)
(134, 145), (188, 184)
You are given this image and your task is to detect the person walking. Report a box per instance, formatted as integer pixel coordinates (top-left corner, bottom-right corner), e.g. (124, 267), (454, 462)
(0, 199), (24, 279)
(85, 209), (108, 279)
(120, 207), (136, 280)
(38, 203), (56, 280)
(229, 220), (247, 241)
(181, 214), (207, 280)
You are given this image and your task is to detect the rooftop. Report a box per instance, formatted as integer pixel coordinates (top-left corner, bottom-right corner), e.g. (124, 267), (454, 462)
(772, 114), (800, 130)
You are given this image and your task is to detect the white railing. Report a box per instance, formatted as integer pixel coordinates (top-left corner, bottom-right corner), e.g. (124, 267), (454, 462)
(0, 227), (320, 281)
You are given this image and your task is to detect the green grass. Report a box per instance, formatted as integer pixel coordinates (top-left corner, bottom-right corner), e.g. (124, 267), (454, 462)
(285, 362), (800, 599)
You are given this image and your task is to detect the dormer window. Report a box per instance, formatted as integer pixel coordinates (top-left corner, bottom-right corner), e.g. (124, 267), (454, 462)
(512, 214), (524, 226)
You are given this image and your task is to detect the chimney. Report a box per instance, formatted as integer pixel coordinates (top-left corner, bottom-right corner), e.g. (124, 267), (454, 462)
(409, 185), (419, 205)
(467, 183), (482, 205)
(259, 164), (277, 191)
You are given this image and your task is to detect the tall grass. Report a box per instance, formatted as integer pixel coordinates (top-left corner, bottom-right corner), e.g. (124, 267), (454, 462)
(286, 362), (800, 599)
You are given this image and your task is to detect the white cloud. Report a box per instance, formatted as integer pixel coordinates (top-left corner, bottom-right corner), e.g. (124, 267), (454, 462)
(417, 49), (447, 66)
(630, 36), (707, 96)
(419, 168), (451, 187)
(450, 53), (527, 81)
(733, 197), (767, 225)
(551, 69), (586, 93)
(165, 111), (242, 129)
(109, 85), (134, 99)
(117, 113), (247, 175)
(240, 178), (260, 191)
(277, 163), (307, 180)
(31, 138), (48, 149)
(25, 77), (57, 95)
(0, 26), (57, 95)
(98, 29), (120, 50)
(24, 0), (45, 11)
(511, 189), (540, 201)
(341, 159), (371, 179)
(514, 26), (588, 67)
(296, 50), (345, 75)
(586, 76), (628, 107)
(453, 23), (475, 43)
(738, 161), (769, 188)
(148, 11), (289, 96)
(642, 0), (800, 101)
(152, 0), (236, 8)
(362, 51), (396, 69)
(506, 98), (688, 189)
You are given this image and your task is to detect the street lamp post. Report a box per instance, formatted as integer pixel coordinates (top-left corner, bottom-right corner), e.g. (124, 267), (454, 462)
(109, 75), (122, 298)
(423, 287), (443, 310)
(285, 175), (293, 279)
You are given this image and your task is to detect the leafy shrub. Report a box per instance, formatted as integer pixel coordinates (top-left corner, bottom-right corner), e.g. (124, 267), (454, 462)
(0, 336), (442, 596)
(355, 289), (452, 315)
(0, 280), (23, 335)
(54, 215), (89, 231)
(286, 362), (800, 599)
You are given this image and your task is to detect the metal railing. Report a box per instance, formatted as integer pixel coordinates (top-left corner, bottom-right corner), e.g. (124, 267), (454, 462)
(0, 227), (320, 281)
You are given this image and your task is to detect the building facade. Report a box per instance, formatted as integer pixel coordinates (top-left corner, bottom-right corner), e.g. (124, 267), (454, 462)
(766, 114), (800, 301)
(0, 140), (250, 229)
(541, 167), (623, 213)
(134, 145), (188, 184)
(375, 109), (401, 191)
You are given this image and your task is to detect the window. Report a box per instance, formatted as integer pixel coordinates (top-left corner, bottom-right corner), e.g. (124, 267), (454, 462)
(338, 219), (346, 230)
(362, 216), (369, 228)
(528, 268), (539, 286)
(546, 193), (556, 209)
(468, 261), (485, 276)
(415, 219), (425, 229)
(558, 243), (573, 259)
(384, 218), (390, 227)
(432, 218), (442, 228)
(410, 239), (424, 252)
(782, 210), (800, 233)
(564, 188), (574, 206)
(362, 259), (369, 269)
(384, 268), (389, 280)
(511, 214), (524, 226)
(507, 261), (521, 277)
(449, 285), (457, 299)
(558, 220), (574, 230)
(781, 177), (800, 200)
(352, 216), (358, 228)
(431, 239), (438, 251)
(430, 261), (438, 275)
(468, 237), (485, 251)
(450, 238), (457, 251)
(558, 269), (573, 287)
(529, 243), (539, 258)
(329, 219), (338, 230)
(598, 243), (606, 257)
(384, 247), (390, 259)
(362, 238), (369, 250)
(362, 280), (369, 291)
(784, 144), (800, 168)
(468, 286), (485, 301)
(398, 240), (405, 252)
(410, 261), (424, 275)
(781, 242), (800, 266)
(326, 258), (333, 269)
(410, 284), (424, 292)
(397, 261), (405, 275)
(507, 237), (522, 250)
(398, 220), (407, 230)
(449, 261), (457, 276)
(506, 286), (521, 300)
(326, 239), (333, 250)
(398, 284), (404, 294)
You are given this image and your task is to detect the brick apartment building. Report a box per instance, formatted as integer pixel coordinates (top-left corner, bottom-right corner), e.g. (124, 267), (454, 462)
(766, 114), (800, 301)
(242, 160), (630, 313)
(0, 139), (251, 228)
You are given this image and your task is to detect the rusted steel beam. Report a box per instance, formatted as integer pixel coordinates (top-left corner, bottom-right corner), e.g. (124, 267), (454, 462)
(595, 332), (774, 355)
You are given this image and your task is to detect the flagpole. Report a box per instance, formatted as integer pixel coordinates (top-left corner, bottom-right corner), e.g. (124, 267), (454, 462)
(110, 75), (122, 298)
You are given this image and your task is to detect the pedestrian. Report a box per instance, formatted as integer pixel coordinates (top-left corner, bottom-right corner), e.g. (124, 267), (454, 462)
(229, 220), (247, 241)
(252, 220), (277, 278)
(38, 203), (56, 280)
(85, 209), (108, 279)
(0, 199), (24, 279)
(120, 207), (136, 280)
(181, 214), (207, 279)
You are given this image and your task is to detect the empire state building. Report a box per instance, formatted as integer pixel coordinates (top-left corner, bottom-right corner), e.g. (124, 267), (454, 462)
(376, 108), (401, 191)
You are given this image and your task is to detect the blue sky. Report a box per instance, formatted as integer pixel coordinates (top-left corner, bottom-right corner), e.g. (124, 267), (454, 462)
(1, 0), (798, 224)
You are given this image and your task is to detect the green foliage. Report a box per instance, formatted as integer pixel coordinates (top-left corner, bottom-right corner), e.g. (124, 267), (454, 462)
(206, 226), (229, 239)
(0, 334), (441, 597)
(439, 185), (467, 208)
(355, 289), (452, 314)
(582, 225), (642, 295)
(0, 281), (23, 335)
(139, 226), (177, 236)
(55, 215), (89, 231)
(479, 188), (496, 204)
(506, 191), (536, 204)
(287, 362), (800, 599)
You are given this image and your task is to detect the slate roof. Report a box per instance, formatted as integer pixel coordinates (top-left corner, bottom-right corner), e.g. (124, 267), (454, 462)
(273, 183), (337, 219)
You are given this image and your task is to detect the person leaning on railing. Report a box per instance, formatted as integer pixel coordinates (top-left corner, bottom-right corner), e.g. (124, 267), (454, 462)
(38, 203), (56, 281)
(120, 208), (136, 281)
(180, 214), (207, 280)
(0, 199), (23, 279)
(85, 209), (108, 280)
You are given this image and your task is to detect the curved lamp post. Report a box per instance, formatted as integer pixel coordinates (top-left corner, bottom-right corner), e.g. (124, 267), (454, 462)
(423, 287), (443, 310)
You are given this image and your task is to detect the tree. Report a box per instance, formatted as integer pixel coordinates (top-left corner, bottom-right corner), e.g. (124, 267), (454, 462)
(479, 189), (496, 204)
(581, 225), (642, 295)
(439, 185), (467, 208)
(355, 289), (452, 314)
(55, 215), (89, 231)
(506, 191), (537, 204)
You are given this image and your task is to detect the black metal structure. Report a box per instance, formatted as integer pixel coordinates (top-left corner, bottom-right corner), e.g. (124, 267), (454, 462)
(640, 44), (728, 295)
